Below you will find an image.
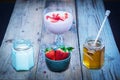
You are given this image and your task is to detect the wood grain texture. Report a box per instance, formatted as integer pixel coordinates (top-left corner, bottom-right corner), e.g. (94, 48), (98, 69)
(36, 0), (82, 80)
(0, 0), (45, 80)
(0, 0), (120, 80)
(76, 0), (120, 80)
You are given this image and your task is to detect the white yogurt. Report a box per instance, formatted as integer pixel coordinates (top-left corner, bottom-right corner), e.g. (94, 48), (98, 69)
(44, 11), (73, 34)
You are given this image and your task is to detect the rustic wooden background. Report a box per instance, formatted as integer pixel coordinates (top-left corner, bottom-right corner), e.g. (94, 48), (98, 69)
(0, 0), (120, 80)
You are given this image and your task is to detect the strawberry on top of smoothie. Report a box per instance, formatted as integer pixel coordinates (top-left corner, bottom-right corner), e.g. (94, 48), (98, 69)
(46, 12), (68, 23)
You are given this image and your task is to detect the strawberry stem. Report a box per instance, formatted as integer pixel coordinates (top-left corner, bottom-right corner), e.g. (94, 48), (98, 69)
(67, 47), (74, 52)
(59, 46), (74, 52)
(45, 48), (52, 53)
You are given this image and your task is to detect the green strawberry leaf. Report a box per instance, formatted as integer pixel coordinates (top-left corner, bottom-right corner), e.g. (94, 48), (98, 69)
(67, 47), (74, 52)
(59, 45), (74, 52)
(45, 48), (52, 53)
(60, 46), (67, 52)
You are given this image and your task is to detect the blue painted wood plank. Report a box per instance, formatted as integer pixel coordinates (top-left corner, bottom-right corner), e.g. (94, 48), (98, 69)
(0, 0), (45, 80)
(36, 0), (82, 80)
(76, 0), (120, 80)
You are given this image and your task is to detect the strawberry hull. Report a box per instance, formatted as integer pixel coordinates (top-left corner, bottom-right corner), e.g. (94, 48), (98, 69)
(45, 53), (71, 72)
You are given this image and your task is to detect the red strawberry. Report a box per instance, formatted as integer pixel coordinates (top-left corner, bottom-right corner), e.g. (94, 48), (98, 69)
(45, 46), (73, 61)
(51, 18), (59, 23)
(62, 52), (69, 59)
(46, 13), (65, 23)
(46, 16), (53, 20)
(55, 49), (69, 60)
(45, 50), (55, 60)
(52, 13), (55, 18)
(52, 14), (64, 21)
(55, 50), (64, 60)
(53, 14), (60, 20)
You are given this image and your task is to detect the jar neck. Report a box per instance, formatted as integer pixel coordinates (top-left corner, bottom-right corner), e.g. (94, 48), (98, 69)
(84, 38), (104, 50)
(13, 39), (32, 51)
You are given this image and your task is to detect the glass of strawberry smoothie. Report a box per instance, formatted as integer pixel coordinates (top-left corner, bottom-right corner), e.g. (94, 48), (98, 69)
(43, 7), (73, 47)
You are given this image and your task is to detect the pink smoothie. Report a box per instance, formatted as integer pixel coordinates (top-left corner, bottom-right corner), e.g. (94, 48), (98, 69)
(44, 11), (73, 34)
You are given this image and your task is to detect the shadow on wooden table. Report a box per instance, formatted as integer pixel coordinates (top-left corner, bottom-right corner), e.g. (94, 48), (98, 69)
(104, 0), (120, 52)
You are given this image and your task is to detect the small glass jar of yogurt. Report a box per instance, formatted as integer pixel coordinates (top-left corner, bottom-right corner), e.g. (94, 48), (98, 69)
(11, 39), (34, 71)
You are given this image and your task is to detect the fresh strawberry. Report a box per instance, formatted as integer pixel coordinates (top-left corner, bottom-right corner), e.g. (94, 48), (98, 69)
(52, 13), (55, 18)
(55, 48), (69, 60)
(46, 16), (49, 19)
(51, 19), (58, 23)
(45, 46), (74, 61)
(53, 14), (60, 20)
(55, 50), (63, 60)
(57, 46), (74, 60)
(62, 52), (69, 59)
(45, 50), (55, 60)
(46, 13), (65, 23)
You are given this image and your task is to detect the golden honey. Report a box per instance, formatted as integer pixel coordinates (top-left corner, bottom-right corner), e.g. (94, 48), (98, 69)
(83, 39), (105, 69)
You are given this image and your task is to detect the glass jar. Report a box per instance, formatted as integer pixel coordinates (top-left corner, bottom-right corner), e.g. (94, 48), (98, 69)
(11, 39), (34, 71)
(83, 37), (105, 69)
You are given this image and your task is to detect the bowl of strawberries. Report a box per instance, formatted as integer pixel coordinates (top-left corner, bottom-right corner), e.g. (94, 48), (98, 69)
(45, 46), (74, 72)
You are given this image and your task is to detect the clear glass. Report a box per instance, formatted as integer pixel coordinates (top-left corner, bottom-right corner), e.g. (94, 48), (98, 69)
(13, 39), (32, 51)
(12, 39), (34, 71)
(83, 37), (105, 69)
(43, 6), (73, 47)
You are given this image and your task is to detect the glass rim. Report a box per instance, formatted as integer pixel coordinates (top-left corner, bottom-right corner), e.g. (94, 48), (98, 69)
(13, 39), (32, 51)
(43, 7), (73, 14)
(83, 37), (105, 50)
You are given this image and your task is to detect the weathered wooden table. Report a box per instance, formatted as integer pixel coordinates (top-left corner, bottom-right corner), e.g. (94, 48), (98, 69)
(0, 0), (120, 80)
